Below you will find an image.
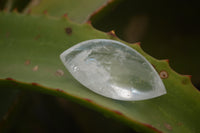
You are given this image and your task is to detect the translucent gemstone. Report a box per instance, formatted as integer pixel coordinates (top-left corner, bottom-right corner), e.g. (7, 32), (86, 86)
(60, 39), (166, 101)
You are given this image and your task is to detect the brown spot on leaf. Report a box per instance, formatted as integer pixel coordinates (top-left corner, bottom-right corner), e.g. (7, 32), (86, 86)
(6, 32), (10, 38)
(177, 122), (183, 126)
(6, 77), (13, 80)
(113, 110), (123, 115)
(65, 27), (72, 35)
(159, 71), (168, 79)
(25, 60), (31, 65)
(55, 69), (64, 76)
(184, 75), (192, 79)
(34, 35), (40, 40)
(63, 13), (68, 19)
(32, 82), (39, 86)
(43, 10), (48, 15)
(143, 124), (162, 133)
(164, 123), (172, 130)
(56, 88), (64, 92)
(84, 98), (93, 102)
(32, 65), (38, 71)
(86, 20), (91, 25)
(6, 78), (17, 85)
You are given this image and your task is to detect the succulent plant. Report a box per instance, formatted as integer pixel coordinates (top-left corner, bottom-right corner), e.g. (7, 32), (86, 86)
(0, 0), (200, 133)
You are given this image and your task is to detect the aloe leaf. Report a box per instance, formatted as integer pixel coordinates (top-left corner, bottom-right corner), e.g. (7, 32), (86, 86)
(25, 0), (109, 23)
(90, 0), (200, 84)
(0, 12), (200, 133)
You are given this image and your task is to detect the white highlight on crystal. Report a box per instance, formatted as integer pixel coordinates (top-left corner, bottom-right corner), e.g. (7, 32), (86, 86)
(60, 39), (166, 101)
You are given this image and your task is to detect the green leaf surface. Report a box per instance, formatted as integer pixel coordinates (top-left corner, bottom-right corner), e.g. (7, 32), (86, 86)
(0, 12), (200, 133)
(26, 0), (109, 23)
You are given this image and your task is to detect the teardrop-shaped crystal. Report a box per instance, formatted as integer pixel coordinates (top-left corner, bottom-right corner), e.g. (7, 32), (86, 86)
(60, 39), (166, 101)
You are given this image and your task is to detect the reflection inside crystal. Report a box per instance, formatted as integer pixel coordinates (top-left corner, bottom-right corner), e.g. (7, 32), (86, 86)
(110, 84), (132, 99)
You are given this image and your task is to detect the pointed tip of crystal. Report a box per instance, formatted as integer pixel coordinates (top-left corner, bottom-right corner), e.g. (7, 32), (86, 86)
(60, 39), (167, 101)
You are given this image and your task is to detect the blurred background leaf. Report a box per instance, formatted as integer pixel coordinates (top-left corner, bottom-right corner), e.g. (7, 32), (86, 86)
(90, 0), (200, 85)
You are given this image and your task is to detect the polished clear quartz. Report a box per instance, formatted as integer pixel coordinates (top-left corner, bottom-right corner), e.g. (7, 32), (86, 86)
(60, 39), (166, 101)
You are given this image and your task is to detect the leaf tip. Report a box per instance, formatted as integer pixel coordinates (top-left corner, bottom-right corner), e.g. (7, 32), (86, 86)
(163, 59), (169, 63)
(55, 69), (64, 77)
(184, 75), (192, 79)
(25, 60), (31, 65)
(134, 42), (141, 46)
(107, 30), (117, 38)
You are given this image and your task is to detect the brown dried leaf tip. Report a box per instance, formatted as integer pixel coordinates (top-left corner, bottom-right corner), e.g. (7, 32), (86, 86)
(65, 27), (72, 35)
(164, 59), (169, 63)
(159, 71), (168, 79)
(107, 30), (116, 37)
